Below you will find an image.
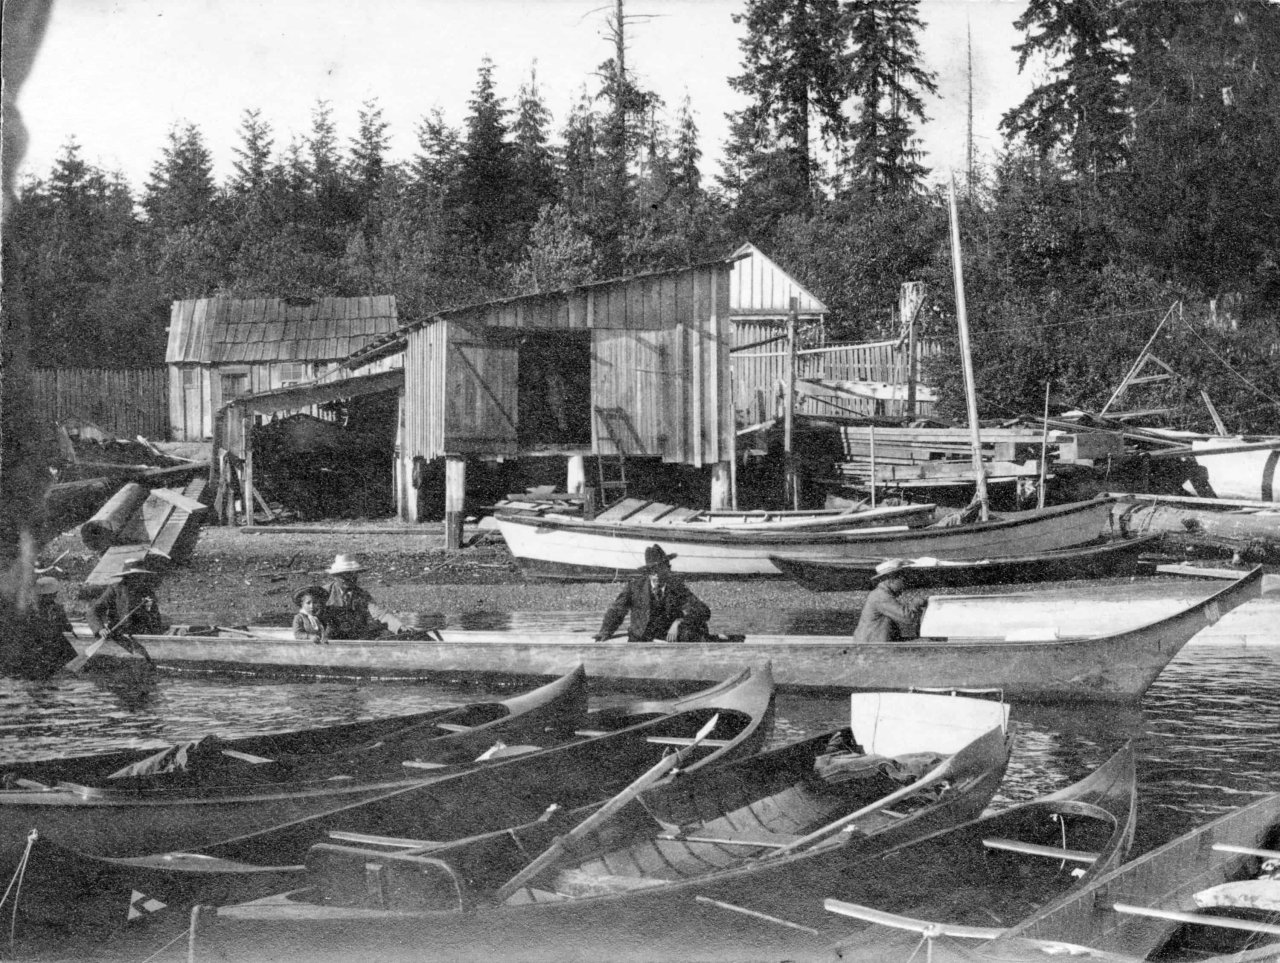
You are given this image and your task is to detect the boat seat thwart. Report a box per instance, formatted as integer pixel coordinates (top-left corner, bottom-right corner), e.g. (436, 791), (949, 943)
(573, 730), (734, 748)
(1110, 902), (1280, 937)
(825, 899), (1006, 940)
(982, 837), (1100, 864)
(552, 869), (669, 898)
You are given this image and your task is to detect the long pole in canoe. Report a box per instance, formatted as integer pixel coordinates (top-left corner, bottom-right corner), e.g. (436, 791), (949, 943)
(947, 175), (989, 521)
(492, 713), (720, 903)
(1038, 381), (1050, 509)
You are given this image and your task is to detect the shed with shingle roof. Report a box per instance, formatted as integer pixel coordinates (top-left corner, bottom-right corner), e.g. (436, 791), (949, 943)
(165, 295), (399, 440)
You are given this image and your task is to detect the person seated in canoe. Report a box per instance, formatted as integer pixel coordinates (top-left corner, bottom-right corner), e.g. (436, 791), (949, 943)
(321, 554), (404, 640)
(29, 577), (77, 671)
(852, 559), (925, 643)
(292, 585), (329, 644)
(593, 545), (711, 643)
(86, 557), (162, 658)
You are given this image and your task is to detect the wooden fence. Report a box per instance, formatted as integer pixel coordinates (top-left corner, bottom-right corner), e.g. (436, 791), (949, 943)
(31, 367), (169, 439)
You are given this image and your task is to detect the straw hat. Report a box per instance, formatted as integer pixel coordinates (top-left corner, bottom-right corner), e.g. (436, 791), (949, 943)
(870, 558), (912, 584)
(640, 545), (677, 572)
(119, 558), (155, 578)
(327, 554), (366, 575)
(35, 576), (61, 596)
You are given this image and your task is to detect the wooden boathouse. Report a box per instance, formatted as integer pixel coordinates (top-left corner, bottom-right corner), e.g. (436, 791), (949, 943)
(223, 259), (738, 543)
(165, 296), (400, 441)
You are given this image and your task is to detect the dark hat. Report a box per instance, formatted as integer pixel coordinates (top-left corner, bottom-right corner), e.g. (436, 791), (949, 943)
(294, 585), (328, 607)
(640, 544), (677, 572)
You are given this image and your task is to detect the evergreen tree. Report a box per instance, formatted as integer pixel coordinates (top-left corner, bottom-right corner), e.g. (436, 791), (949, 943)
(560, 88), (602, 219)
(511, 65), (559, 229)
(1117, 0), (1280, 301)
(671, 94), (703, 196)
(844, 0), (937, 195)
(999, 0), (1129, 181)
(410, 108), (463, 211)
(142, 122), (218, 229)
(721, 0), (849, 238)
(456, 56), (517, 265)
(230, 108), (274, 195)
(348, 98), (391, 211)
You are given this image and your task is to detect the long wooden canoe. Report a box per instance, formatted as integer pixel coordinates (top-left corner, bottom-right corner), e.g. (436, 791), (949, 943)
(67, 567), (1263, 703)
(193, 693), (1015, 963)
(770, 533), (1162, 592)
(1, 665), (588, 789)
(496, 498), (1117, 580)
(0, 665), (773, 881)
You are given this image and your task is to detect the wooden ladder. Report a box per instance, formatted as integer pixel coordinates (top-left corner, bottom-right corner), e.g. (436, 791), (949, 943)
(594, 407), (630, 509)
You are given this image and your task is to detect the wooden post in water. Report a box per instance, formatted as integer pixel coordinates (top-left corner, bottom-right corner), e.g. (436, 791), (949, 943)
(241, 412), (255, 526)
(869, 426), (877, 509)
(946, 177), (989, 520)
(445, 456), (466, 550)
(784, 297), (799, 510)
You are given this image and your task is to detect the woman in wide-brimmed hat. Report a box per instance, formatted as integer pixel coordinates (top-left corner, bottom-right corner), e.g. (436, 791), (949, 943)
(319, 555), (403, 640)
(592, 544), (711, 643)
(851, 558), (925, 643)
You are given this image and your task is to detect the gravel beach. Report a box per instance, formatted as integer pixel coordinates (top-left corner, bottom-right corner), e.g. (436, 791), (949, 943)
(40, 523), (867, 634)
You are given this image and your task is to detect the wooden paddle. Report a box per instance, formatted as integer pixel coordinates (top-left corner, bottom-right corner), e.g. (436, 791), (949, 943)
(65, 600), (149, 673)
(492, 713), (721, 903)
(763, 723), (1006, 860)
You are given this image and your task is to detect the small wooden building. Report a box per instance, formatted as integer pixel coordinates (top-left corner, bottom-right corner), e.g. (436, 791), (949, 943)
(165, 296), (400, 441)
(728, 242), (829, 424)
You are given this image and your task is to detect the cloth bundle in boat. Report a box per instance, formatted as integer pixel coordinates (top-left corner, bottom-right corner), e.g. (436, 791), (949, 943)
(815, 749), (944, 787)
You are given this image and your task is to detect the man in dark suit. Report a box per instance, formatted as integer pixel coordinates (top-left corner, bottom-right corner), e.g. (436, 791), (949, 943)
(593, 545), (711, 643)
(86, 557), (160, 661)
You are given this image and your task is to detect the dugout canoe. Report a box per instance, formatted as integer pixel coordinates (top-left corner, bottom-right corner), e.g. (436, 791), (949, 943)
(901, 791), (1280, 963)
(495, 497), (1117, 580)
(1, 665), (588, 790)
(193, 692), (1014, 963)
(770, 533), (1162, 592)
(0, 665), (773, 882)
(66, 567), (1262, 703)
(821, 743), (1136, 957)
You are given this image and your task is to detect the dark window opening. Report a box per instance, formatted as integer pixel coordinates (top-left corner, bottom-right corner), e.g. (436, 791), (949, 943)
(517, 331), (592, 449)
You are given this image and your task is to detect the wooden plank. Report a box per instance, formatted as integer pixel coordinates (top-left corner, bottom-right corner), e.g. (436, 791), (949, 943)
(627, 503), (676, 523)
(982, 837), (1098, 863)
(592, 498), (648, 522)
(662, 507), (699, 523)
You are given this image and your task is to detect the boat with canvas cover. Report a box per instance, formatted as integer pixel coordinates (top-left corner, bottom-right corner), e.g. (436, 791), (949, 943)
(189, 691), (1013, 963)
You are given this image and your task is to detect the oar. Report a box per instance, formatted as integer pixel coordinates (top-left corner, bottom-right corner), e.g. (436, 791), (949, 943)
(65, 601), (149, 673)
(492, 713), (720, 904)
(763, 723), (1005, 860)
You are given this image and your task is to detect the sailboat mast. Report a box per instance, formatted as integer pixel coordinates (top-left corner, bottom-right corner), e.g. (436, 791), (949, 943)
(947, 176), (990, 520)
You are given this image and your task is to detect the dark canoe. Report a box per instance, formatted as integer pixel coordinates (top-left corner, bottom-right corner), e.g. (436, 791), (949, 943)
(0, 666), (774, 906)
(194, 694), (1015, 963)
(1, 664), (588, 790)
(909, 791), (1280, 963)
(769, 533), (1163, 592)
(496, 498), (1117, 580)
(67, 567), (1264, 703)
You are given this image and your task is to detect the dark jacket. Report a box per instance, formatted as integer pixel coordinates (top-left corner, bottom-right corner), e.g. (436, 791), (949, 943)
(851, 582), (923, 643)
(597, 574), (711, 643)
(31, 599), (77, 670)
(87, 581), (163, 637)
(322, 579), (389, 640)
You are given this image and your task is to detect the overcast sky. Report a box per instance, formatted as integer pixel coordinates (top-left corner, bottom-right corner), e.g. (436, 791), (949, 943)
(15, 0), (1032, 193)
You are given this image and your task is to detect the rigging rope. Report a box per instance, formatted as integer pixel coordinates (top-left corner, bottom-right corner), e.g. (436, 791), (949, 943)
(1, 829), (37, 953)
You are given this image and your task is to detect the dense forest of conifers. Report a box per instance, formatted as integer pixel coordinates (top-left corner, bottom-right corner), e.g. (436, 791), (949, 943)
(5, 0), (1280, 431)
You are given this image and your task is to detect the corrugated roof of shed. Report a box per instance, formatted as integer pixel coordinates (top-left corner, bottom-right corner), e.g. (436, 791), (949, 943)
(165, 296), (399, 364)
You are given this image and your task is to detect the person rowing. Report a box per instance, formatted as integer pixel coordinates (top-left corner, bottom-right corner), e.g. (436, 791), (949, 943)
(593, 545), (711, 643)
(86, 557), (161, 660)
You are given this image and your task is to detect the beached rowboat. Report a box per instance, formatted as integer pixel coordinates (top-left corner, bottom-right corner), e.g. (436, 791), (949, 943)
(495, 498), (1117, 580)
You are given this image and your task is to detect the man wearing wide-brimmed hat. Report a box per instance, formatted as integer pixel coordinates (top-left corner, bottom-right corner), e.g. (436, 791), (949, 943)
(320, 554), (403, 640)
(87, 556), (164, 641)
(26, 577), (77, 673)
(593, 544), (711, 643)
(851, 558), (924, 643)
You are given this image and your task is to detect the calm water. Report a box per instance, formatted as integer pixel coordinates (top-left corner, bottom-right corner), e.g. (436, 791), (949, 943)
(3, 644), (1277, 858)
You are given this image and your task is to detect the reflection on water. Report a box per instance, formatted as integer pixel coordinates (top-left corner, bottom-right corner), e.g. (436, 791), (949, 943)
(1, 645), (1277, 862)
